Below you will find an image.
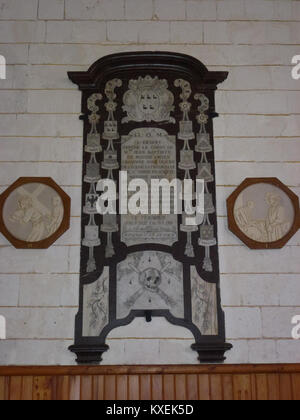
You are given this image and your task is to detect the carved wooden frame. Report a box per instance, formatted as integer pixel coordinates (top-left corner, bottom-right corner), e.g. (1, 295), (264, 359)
(227, 178), (300, 250)
(68, 52), (232, 365)
(0, 177), (71, 249)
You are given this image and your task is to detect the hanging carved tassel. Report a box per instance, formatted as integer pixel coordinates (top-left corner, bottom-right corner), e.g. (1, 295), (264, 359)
(195, 92), (217, 272)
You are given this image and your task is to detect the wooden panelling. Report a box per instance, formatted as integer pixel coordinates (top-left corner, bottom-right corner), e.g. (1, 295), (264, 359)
(0, 365), (299, 401)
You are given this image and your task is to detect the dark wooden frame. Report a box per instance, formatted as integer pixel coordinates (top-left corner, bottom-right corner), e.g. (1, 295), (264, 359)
(0, 177), (71, 249)
(68, 51), (232, 365)
(227, 178), (300, 250)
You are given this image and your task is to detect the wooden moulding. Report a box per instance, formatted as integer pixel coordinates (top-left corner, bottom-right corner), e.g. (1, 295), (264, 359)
(0, 364), (300, 377)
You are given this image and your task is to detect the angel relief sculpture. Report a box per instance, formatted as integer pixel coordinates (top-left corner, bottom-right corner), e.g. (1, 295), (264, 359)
(122, 76), (175, 123)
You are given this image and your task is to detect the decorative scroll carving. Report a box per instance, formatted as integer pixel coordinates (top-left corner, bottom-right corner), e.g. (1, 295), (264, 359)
(122, 76), (175, 123)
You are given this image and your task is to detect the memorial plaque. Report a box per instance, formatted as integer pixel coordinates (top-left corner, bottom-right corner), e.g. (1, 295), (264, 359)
(68, 52), (232, 364)
(121, 128), (178, 247)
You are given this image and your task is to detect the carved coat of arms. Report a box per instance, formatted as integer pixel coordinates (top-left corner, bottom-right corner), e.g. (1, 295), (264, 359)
(122, 75), (175, 123)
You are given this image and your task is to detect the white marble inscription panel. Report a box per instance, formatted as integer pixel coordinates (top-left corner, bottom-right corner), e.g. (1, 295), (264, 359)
(121, 127), (178, 247)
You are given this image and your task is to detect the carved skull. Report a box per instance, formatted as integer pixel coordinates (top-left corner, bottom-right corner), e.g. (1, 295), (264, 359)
(140, 268), (162, 293)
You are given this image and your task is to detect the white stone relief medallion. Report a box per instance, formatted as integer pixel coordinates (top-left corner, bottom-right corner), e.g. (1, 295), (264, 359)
(122, 76), (175, 123)
(3, 183), (64, 243)
(83, 267), (109, 337)
(117, 251), (184, 320)
(191, 267), (218, 335)
(234, 184), (294, 243)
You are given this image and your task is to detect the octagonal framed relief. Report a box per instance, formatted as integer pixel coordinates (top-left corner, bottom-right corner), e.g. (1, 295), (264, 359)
(0, 177), (71, 249)
(227, 178), (300, 250)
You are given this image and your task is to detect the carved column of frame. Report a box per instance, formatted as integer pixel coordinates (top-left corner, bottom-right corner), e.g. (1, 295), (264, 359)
(68, 52), (232, 365)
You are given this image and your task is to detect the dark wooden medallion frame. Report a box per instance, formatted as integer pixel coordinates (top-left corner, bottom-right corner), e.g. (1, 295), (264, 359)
(227, 177), (300, 250)
(68, 52), (232, 365)
(0, 177), (71, 249)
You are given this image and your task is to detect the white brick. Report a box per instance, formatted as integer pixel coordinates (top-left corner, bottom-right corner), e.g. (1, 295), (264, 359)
(0, 275), (19, 306)
(0, 246), (70, 274)
(0, 45), (28, 65)
(0, 0), (38, 19)
(38, 0), (64, 19)
(14, 340), (75, 365)
(27, 90), (81, 113)
(248, 340), (277, 363)
(226, 65), (300, 91)
(0, 21), (45, 43)
(224, 340), (249, 364)
(205, 21), (300, 45)
(0, 340), (17, 364)
(107, 21), (142, 43)
(0, 115), (82, 137)
(217, 0), (245, 20)
(225, 307), (262, 339)
(9, 65), (82, 90)
(18, 274), (78, 307)
(158, 340), (199, 364)
(219, 246), (300, 274)
(170, 22), (203, 43)
(108, 317), (194, 339)
(28, 44), (299, 66)
(125, 0), (153, 20)
(68, 246), (80, 274)
(54, 217), (81, 246)
(262, 307), (300, 338)
(244, 0), (275, 20)
(65, 0), (125, 20)
(0, 162), (82, 186)
(0, 91), (27, 113)
(186, 0), (217, 20)
(138, 22), (170, 43)
(276, 340), (300, 363)
(215, 139), (300, 163)
(65, 187), (82, 217)
(123, 339), (160, 364)
(221, 275), (281, 307)
(216, 91), (300, 114)
(0, 138), (82, 162)
(46, 21), (107, 43)
(154, 0), (186, 20)
(215, 162), (300, 188)
(279, 278), (300, 306)
(1, 307), (76, 339)
(292, 0), (300, 20)
(215, 115), (300, 138)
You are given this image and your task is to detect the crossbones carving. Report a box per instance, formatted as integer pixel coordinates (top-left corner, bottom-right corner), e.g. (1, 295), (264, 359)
(125, 262), (177, 309)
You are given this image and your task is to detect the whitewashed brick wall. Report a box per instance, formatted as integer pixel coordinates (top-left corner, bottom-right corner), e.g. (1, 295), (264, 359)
(0, 0), (299, 365)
